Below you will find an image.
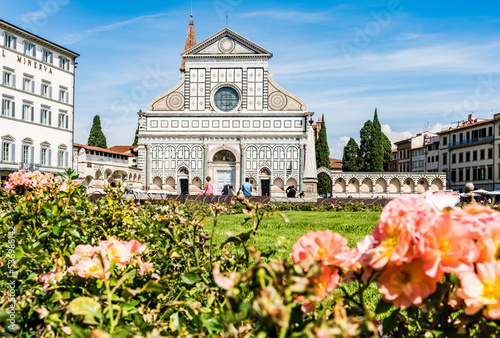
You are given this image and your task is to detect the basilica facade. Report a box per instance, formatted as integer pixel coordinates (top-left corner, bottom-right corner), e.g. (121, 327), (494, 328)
(137, 16), (317, 196)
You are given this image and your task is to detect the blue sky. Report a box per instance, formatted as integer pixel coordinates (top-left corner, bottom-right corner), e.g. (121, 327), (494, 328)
(3, 0), (500, 158)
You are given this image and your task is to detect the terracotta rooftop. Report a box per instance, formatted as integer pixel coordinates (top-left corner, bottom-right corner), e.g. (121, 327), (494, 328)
(437, 118), (494, 134)
(74, 143), (133, 157)
(330, 158), (343, 169)
(107, 145), (137, 154)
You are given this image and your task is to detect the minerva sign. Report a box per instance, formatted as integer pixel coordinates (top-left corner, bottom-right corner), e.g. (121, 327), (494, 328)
(1, 48), (53, 74)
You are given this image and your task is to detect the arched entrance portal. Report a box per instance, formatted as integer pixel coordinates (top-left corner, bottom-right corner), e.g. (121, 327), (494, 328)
(178, 167), (189, 195)
(213, 150), (236, 195)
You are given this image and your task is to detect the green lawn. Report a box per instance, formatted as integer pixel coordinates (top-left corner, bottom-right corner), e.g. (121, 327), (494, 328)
(206, 211), (383, 314)
(206, 211), (380, 259)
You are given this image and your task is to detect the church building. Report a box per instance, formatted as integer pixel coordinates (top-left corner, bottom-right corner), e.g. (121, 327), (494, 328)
(137, 16), (317, 197)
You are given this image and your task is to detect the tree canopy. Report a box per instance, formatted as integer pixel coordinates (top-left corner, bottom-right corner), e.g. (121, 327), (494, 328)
(133, 125), (139, 146)
(87, 115), (107, 149)
(342, 138), (362, 172)
(315, 115), (332, 195)
(344, 108), (393, 172)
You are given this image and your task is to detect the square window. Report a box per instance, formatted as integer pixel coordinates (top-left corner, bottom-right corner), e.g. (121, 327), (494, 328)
(42, 49), (53, 63)
(4, 34), (14, 48)
(24, 42), (35, 56)
(59, 89), (68, 102)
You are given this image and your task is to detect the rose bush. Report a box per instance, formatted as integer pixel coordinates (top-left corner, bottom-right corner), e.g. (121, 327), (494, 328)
(1, 170), (500, 337)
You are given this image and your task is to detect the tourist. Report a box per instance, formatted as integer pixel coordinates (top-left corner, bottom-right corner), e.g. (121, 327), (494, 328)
(204, 176), (214, 195)
(287, 185), (296, 198)
(242, 178), (253, 197)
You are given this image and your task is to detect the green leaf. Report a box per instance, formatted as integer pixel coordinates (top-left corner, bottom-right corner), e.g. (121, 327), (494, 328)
(68, 228), (80, 238)
(200, 312), (223, 332)
(222, 229), (255, 246)
(68, 297), (101, 323)
(68, 324), (90, 338)
(382, 308), (400, 335)
(169, 312), (183, 332)
(142, 280), (164, 293)
(38, 231), (50, 239)
(52, 225), (60, 236)
(182, 271), (198, 285)
(15, 246), (25, 260)
(375, 298), (392, 314)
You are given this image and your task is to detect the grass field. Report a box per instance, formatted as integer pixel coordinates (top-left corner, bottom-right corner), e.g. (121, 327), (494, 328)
(206, 210), (383, 314)
(206, 211), (381, 259)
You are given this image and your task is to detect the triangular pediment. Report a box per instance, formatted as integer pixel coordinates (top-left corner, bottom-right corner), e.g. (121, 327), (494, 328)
(182, 28), (273, 59)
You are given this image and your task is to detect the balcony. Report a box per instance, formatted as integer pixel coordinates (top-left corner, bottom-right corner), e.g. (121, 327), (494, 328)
(448, 136), (494, 148)
(19, 162), (40, 171)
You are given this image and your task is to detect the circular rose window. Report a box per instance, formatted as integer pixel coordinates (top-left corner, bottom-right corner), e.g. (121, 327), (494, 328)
(213, 86), (240, 112)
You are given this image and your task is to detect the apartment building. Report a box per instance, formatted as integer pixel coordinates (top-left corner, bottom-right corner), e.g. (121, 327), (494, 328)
(438, 113), (500, 192)
(395, 138), (411, 172)
(410, 132), (438, 172)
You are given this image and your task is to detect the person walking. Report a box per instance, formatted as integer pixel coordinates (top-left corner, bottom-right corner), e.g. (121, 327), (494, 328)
(204, 176), (214, 195)
(242, 177), (253, 197)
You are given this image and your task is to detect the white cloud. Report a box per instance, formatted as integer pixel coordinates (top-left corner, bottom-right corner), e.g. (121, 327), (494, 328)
(331, 136), (350, 159)
(272, 40), (500, 77)
(241, 10), (330, 23)
(58, 13), (171, 44)
(21, 9), (48, 22)
(381, 124), (412, 147)
(394, 32), (421, 41)
(429, 122), (455, 133)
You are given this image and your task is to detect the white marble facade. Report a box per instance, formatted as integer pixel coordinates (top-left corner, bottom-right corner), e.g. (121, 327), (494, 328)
(138, 27), (316, 196)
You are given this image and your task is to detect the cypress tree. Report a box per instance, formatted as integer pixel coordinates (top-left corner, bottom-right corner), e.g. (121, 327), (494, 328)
(87, 115), (107, 149)
(359, 120), (374, 171)
(133, 125), (139, 146)
(371, 108), (384, 172)
(382, 133), (393, 171)
(315, 114), (331, 169)
(315, 115), (332, 196)
(342, 138), (362, 172)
